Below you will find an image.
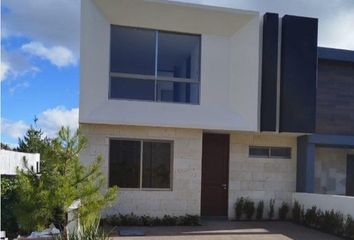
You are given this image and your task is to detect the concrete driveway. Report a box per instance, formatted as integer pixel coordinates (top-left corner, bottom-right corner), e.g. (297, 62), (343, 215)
(111, 220), (342, 240)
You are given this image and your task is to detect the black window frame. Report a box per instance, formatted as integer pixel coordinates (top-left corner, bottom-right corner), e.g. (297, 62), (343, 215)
(109, 24), (201, 105)
(249, 146), (292, 159)
(109, 138), (174, 190)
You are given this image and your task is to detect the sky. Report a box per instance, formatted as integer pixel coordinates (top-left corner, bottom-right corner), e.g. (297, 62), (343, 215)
(1, 0), (354, 147)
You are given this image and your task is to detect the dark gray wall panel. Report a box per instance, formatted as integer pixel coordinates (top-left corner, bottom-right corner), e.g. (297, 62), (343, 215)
(280, 15), (318, 133)
(316, 59), (354, 135)
(297, 136), (315, 193)
(261, 13), (279, 131)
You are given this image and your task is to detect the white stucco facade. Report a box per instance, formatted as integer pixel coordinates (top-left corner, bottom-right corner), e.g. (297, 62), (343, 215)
(80, 124), (298, 218)
(228, 133), (297, 219)
(80, 0), (261, 132)
(78, 0), (354, 220)
(80, 124), (203, 217)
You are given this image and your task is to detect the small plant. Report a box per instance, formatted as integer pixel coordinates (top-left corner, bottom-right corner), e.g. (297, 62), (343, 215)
(320, 210), (344, 235)
(243, 198), (255, 220)
(178, 215), (200, 226)
(292, 201), (302, 223)
(278, 202), (290, 220)
(304, 206), (321, 228)
(162, 215), (178, 226)
(344, 215), (354, 238)
(268, 199), (275, 220)
(101, 214), (200, 226)
(235, 197), (245, 220)
(141, 215), (153, 226)
(256, 201), (264, 220)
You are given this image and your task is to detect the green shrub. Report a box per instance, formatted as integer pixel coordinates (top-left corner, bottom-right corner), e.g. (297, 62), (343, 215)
(256, 201), (264, 220)
(292, 201), (302, 223)
(235, 197), (245, 220)
(101, 214), (200, 227)
(344, 215), (354, 239)
(278, 202), (290, 220)
(243, 198), (255, 220)
(319, 210), (344, 235)
(1, 176), (24, 238)
(178, 215), (200, 226)
(162, 215), (178, 226)
(268, 199), (275, 220)
(304, 206), (321, 228)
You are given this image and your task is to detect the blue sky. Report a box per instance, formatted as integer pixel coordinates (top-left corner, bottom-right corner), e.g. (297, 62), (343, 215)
(1, 0), (80, 147)
(1, 0), (354, 147)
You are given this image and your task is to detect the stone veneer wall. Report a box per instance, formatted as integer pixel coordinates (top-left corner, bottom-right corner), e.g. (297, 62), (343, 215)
(315, 147), (354, 195)
(80, 124), (203, 217)
(228, 133), (297, 219)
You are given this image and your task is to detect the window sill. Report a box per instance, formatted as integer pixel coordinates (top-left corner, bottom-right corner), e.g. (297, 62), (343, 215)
(118, 188), (173, 192)
(108, 97), (200, 106)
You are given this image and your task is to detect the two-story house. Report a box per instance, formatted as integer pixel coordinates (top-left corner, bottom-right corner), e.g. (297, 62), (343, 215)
(80, 0), (354, 219)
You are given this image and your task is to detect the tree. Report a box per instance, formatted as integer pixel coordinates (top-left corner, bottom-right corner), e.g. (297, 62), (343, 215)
(17, 120), (50, 156)
(1, 142), (13, 150)
(15, 127), (118, 235)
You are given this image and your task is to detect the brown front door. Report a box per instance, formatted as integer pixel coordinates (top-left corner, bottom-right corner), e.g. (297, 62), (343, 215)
(201, 133), (229, 216)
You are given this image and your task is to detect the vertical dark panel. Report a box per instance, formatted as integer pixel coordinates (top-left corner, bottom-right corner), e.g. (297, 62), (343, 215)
(346, 155), (354, 196)
(280, 15), (318, 133)
(261, 13), (279, 131)
(296, 136), (315, 193)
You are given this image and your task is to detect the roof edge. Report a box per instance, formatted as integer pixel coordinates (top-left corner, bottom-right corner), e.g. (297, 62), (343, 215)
(318, 47), (354, 63)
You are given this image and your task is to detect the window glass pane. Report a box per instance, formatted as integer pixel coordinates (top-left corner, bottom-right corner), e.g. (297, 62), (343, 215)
(158, 32), (200, 80)
(249, 146), (269, 157)
(142, 142), (171, 188)
(110, 25), (155, 75)
(157, 81), (199, 104)
(109, 140), (141, 188)
(270, 147), (291, 159)
(110, 77), (155, 100)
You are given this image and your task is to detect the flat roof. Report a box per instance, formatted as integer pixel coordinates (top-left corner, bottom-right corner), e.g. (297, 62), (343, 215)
(94, 0), (259, 36)
(318, 47), (354, 63)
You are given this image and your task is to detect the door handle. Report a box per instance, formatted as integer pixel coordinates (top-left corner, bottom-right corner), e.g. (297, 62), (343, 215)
(221, 184), (227, 189)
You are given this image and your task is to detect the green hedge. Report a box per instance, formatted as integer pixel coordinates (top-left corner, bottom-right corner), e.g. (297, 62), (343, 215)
(292, 201), (354, 239)
(234, 198), (354, 239)
(101, 213), (200, 227)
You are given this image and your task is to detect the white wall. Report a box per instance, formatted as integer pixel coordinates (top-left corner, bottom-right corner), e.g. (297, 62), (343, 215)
(315, 147), (353, 195)
(228, 133), (297, 219)
(80, 0), (261, 132)
(0, 150), (40, 175)
(293, 192), (354, 218)
(80, 124), (203, 217)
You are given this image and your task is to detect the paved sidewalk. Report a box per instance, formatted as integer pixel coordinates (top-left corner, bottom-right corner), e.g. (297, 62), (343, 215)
(111, 220), (342, 240)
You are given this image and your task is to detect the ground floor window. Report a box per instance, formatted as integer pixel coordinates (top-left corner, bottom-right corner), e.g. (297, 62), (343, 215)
(109, 139), (172, 189)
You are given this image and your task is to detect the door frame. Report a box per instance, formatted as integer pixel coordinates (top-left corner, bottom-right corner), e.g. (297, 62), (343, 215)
(200, 132), (230, 217)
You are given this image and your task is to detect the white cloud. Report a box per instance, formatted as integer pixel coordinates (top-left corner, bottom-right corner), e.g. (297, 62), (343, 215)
(37, 106), (79, 138)
(22, 42), (77, 67)
(1, 62), (10, 82)
(1, 107), (79, 143)
(1, 48), (40, 82)
(178, 0), (354, 50)
(1, 118), (29, 139)
(8, 81), (30, 95)
(2, 0), (80, 57)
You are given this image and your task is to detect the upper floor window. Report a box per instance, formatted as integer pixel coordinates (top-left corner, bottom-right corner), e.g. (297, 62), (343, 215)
(110, 25), (201, 104)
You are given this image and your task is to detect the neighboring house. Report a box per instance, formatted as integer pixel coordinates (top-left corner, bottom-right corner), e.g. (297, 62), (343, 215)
(80, 0), (354, 219)
(0, 150), (40, 175)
